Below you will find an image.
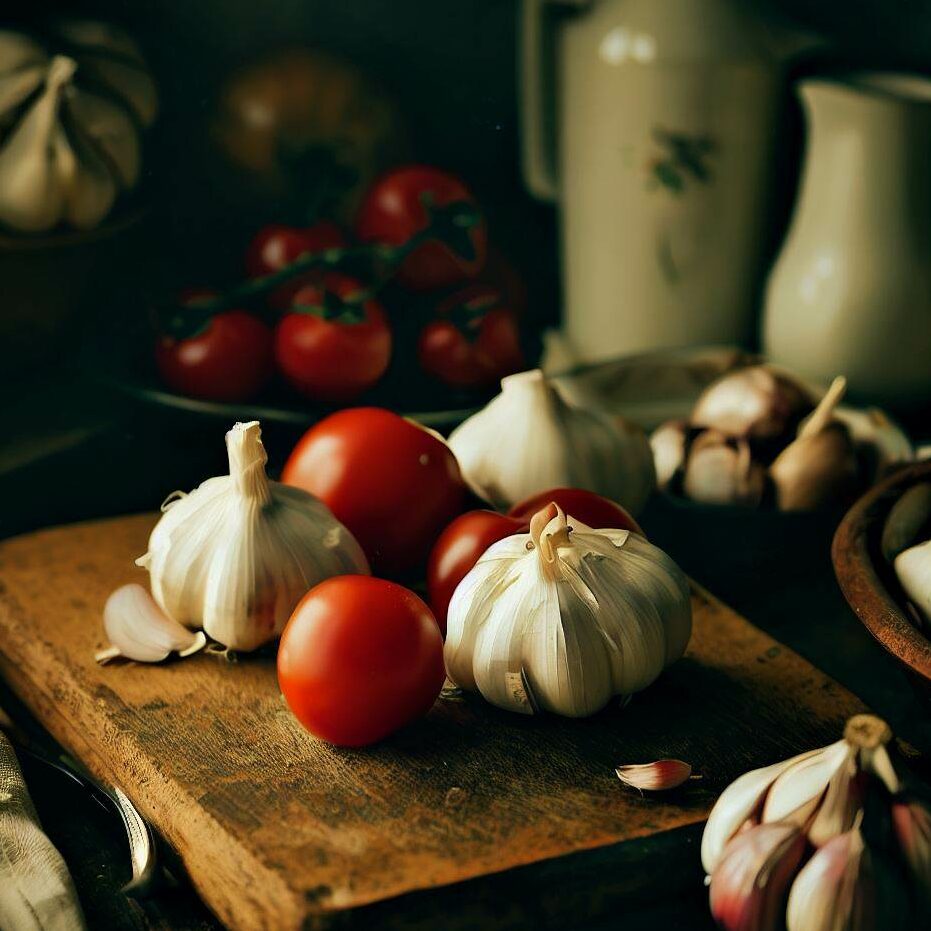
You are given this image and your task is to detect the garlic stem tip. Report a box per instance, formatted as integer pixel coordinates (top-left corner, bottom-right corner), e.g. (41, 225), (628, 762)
(843, 713), (892, 749)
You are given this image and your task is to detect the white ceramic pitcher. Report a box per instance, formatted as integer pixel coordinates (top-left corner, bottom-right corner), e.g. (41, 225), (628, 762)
(763, 74), (931, 406)
(521, 0), (811, 364)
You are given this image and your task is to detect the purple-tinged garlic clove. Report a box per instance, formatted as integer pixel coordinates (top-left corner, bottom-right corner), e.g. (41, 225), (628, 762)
(709, 822), (807, 931)
(616, 759), (693, 792)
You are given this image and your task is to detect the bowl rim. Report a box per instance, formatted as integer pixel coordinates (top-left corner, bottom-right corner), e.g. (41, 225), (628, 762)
(832, 460), (931, 684)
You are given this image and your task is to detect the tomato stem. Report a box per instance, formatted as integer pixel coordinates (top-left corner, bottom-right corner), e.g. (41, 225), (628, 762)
(161, 200), (481, 338)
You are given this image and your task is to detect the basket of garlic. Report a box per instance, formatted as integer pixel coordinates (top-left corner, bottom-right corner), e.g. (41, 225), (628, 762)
(0, 19), (157, 378)
(650, 365), (912, 512)
(833, 460), (931, 713)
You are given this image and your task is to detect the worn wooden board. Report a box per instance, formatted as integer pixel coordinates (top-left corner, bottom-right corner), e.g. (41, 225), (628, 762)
(0, 514), (871, 931)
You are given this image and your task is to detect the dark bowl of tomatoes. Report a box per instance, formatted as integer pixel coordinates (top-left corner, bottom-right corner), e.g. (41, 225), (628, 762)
(84, 164), (532, 433)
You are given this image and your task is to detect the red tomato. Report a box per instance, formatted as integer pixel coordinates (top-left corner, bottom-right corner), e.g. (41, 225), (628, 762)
(426, 510), (526, 634)
(355, 165), (487, 290)
(508, 488), (644, 535)
(278, 576), (446, 747)
(155, 290), (272, 401)
(245, 221), (347, 310)
(418, 285), (524, 389)
(282, 408), (467, 574)
(274, 272), (392, 403)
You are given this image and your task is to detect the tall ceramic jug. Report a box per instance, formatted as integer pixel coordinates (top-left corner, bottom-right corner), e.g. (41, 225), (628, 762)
(763, 74), (931, 407)
(521, 0), (808, 363)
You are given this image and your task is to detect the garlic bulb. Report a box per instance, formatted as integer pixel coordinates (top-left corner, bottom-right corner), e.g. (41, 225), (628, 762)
(769, 376), (859, 511)
(0, 22), (155, 233)
(444, 503), (691, 717)
(448, 369), (656, 515)
(691, 365), (815, 441)
(702, 714), (928, 931)
(137, 421), (369, 652)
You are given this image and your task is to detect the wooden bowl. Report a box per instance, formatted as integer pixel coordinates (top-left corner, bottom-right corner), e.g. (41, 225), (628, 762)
(833, 461), (931, 710)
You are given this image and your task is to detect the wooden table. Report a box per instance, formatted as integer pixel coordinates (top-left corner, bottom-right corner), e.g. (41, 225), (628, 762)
(1, 370), (929, 930)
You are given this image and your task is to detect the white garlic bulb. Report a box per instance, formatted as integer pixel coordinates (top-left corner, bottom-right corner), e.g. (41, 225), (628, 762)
(137, 421), (369, 652)
(444, 503), (691, 717)
(448, 369), (656, 515)
(0, 22), (155, 233)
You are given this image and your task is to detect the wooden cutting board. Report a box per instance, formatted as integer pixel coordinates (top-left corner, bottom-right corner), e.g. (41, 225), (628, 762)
(0, 514), (871, 931)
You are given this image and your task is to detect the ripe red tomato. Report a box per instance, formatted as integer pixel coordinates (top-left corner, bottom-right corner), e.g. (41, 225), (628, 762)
(355, 165), (487, 291)
(418, 285), (524, 389)
(426, 510), (526, 634)
(508, 487), (644, 535)
(278, 576), (446, 747)
(274, 272), (392, 403)
(245, 221), (347, 310)
(155, 290), (272, 401)
(282, 408), (467, 574)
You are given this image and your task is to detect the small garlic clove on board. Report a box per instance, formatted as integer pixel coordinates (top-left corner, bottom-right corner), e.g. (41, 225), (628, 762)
(682, 430), (766, 507)
(769, 377), (859, 512)
(701, 749), (820, 873)
(691, 365), (815, 440)
(709, 822), (807, 931)
(882, 483), (931, 563)
(616, 759), (692, 791)
(650, 420), (689, 491)
(448, 368), (656, 515)
(97, 584), (207, 664)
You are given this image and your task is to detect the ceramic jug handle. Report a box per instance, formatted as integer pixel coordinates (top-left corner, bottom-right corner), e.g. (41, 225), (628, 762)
(519, 0), (562, 201)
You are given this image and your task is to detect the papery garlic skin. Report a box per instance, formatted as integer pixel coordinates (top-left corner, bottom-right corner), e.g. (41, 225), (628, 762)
(448, 369), (656, 515)
(444, 504), (691, 717)
(138, 421), (369, 652)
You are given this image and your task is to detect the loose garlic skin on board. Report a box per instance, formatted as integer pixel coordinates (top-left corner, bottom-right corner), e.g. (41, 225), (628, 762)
(137, 421), (369, 652)
(448, 369), (656, 516)
(444, 503), (691, 717)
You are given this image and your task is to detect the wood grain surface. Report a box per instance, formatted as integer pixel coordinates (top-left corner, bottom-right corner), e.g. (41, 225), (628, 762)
(0, 514), (871, 931)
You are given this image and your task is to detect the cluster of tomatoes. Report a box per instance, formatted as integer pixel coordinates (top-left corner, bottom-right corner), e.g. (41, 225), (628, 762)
(155, 165), (526, 405)
(276, 406), (641, 746)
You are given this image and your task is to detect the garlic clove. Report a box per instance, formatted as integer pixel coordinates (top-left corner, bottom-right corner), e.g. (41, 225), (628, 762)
(0, 30), (48, 74)
(894, 540), (931, 627)
(0, 56), (74, 232)
(650, 419), (689, 491)
(701, 749), (820, 873)
(448, 368), (656, 515)
(616, 759), (692, 791)
(709, 822), (807, 931)
(97, 583), (207, 664)
(52, 114), (118, 230)
(769, 377), (859, 512)
(807, 751), (861, 847)
(762, 738), (853, 826)
(692, 365), (815, 440)
(682, 430), (766, 507)
(64, 88), (141, 188)
(882, 483), (931, 563)
(0, 64), (46, 125)
(786, 828), (910, 931)
(891, 797), (931, 903)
